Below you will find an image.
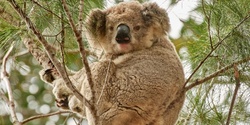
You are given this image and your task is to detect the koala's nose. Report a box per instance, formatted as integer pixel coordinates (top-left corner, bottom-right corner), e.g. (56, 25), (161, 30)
(116, 24), (131, 44)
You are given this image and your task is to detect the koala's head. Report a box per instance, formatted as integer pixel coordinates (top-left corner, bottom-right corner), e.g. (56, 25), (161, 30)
(85, 1), (170, 55)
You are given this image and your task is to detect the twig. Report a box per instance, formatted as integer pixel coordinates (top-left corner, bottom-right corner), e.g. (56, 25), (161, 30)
(0, 43), (21, 125)
(225, 64), (241, 125)
(61, 0), (97, 123)
(184, 12), (250, 87)
(185, 56), (250, 91)
(21, 110), (71, 124)
(201, 0), (213, 49)
(78, 0), (84, 32)
(7, 0), (86, 105)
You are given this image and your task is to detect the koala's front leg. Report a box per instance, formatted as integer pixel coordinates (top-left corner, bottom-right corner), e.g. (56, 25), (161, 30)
(52, 78), (86, 117)
(52, 78), (73, 110)
(52, 69), (86, 111)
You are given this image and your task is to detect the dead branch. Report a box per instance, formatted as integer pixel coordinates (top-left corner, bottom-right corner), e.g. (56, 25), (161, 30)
(185, 56), (250, 91)
(0, 43), (21, 125)
(226, 64), (241, 125)
(184, 12), (250, 87)
(21, 110), (71, 124)
(7, 0), (86, 105)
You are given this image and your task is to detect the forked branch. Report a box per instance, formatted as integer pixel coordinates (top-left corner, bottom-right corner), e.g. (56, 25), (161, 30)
(61, 0), (97, 123)
(185, 56), (250, 91)
(7, 0), (87, 106)
(184, 12), (250, 87)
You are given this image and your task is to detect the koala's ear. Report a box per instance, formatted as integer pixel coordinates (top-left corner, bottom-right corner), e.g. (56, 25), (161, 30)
(142, 2), (170, 33)
(85, 9), (106, 37)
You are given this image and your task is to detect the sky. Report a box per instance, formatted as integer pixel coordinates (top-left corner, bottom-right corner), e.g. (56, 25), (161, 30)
(152, 0), (200, 38)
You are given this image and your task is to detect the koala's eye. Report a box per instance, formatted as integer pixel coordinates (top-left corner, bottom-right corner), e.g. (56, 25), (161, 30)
(133, 25), (140, 31)
(109, 26), (114, 31)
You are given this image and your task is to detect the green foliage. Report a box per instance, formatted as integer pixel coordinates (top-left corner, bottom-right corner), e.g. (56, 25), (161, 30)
(178, 0), (250, 124)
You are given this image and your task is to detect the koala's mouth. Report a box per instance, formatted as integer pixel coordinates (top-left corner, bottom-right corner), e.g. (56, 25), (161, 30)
(115, 24), (131, 44)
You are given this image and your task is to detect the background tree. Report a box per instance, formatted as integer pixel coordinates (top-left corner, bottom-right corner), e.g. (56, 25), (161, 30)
(0, 0), (249, 125)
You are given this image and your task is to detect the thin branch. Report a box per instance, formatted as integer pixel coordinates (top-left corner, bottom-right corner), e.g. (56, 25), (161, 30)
(21, 110), (71, 124)
(61, 0), (94, 100)
(226, 64), (241, 125)
(185, 56), (250, 91)
(61, 0), (97, 123)
(78, 0), (84, 32)
(201, 0), (213, 49)
(184, 12), (250, 87)
(0, 43), (21, 125)
(7, 0), (86, 104)
(0, 50), (29, 67)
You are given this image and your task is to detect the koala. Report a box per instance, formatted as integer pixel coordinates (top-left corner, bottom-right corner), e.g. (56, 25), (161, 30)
(42, 1), (185, 125)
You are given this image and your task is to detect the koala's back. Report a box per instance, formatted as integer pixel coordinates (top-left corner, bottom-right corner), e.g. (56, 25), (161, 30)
(97, 40), (185, 125)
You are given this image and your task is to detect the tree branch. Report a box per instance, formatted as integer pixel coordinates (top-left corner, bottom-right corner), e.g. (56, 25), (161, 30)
(226, 64), (241, 125)
(61, 0), (97, 123)
(21, 110), (71, 124)
(0, 43), (21, 125)
(185, 56), (250, 91)
(61, 0), (94, 102)
(184, 12), (250, 87)
(7, 0), (86, 104)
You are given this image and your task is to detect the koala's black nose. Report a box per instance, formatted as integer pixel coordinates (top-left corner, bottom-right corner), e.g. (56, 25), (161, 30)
(116, 24), (130, 44)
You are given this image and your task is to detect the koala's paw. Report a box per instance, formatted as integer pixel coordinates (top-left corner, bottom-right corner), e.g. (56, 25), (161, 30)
(68, 96), (85, 116)
(52, 79), (73, 109)
(55, 94), (69, 109)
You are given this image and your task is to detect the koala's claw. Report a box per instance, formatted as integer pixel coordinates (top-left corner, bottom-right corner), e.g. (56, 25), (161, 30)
(55, 97), (69, 109)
